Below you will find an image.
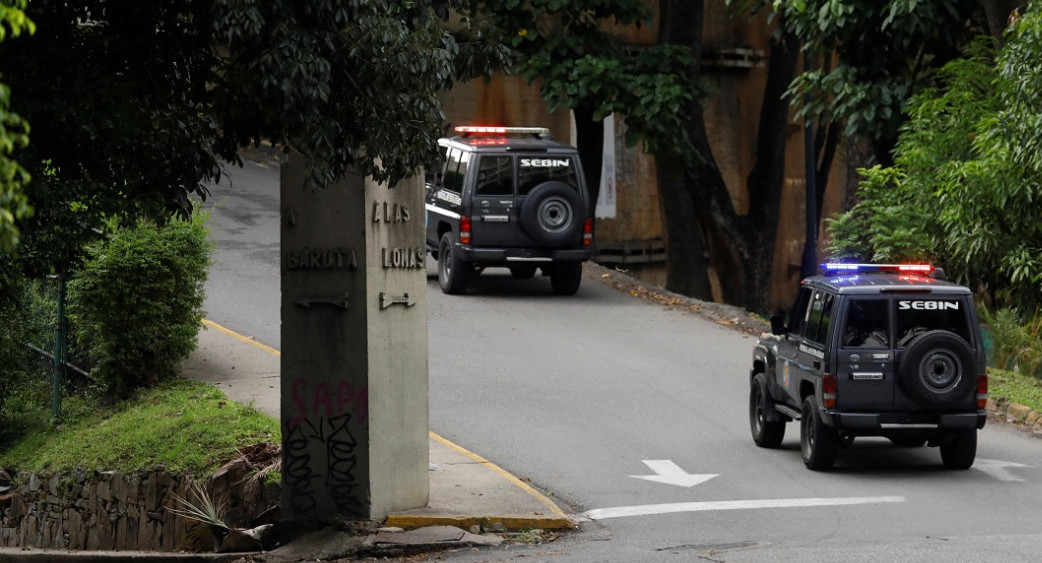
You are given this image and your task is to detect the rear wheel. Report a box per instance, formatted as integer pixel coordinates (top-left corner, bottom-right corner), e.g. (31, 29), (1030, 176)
(801, 396), (838, 471)
(750, 373), (785, 448)
(940, 430), (977, 470)
(550, 262), (582, 295)
(438, 233), (470, 295)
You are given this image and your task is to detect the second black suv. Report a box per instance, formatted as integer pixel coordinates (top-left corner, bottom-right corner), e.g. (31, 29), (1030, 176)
(749, 263), (988, 471)
(425, 126), (593, 295)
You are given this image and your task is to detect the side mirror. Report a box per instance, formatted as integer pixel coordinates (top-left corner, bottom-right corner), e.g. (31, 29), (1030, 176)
(770, 314), (787, 336)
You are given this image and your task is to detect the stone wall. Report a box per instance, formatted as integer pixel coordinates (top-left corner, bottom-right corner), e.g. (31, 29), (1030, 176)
(0, 459), (279, 552)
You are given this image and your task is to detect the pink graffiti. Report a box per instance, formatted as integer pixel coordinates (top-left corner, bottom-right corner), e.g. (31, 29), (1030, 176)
(289, 378), (369, 427)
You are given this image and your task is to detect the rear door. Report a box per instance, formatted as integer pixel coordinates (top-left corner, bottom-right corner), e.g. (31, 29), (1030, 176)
(470, 154), (517, 248)
(515, 152), (584, 247)
(835, 298), (896, 411)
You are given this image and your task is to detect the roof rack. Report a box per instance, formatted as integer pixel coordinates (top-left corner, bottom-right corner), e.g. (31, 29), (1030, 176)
(454, 125), (553, 140)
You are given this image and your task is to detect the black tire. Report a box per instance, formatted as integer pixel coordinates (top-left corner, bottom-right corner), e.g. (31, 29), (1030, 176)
(940, 430), (977, 470)
(438, 233), (470, 295)
(801, 396), (838, 471)
(898, 330), (976, 410)
(550, 262), (582, 295)
(519, 181), (585, 246)
(509, 264), (538, 279)
(750, 373), (786, 448)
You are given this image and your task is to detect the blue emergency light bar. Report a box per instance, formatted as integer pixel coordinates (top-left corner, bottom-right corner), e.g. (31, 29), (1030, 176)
(821, 263), (935, 275)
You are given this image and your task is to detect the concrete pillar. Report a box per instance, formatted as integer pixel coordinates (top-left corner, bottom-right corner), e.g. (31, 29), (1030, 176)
(280, 150), (429, 520)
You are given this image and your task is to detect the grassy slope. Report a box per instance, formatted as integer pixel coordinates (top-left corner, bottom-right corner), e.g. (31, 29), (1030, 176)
(0, 377), (279, 476)
(989, 368), (1042, 414)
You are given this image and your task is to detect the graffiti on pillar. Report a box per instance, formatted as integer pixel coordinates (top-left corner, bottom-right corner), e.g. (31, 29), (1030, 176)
(283, 361), (369, 516)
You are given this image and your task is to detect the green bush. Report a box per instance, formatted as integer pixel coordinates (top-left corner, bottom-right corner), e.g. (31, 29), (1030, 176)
(981, 306), (1042, 379)
(68, 212), (212, 399)
(0, 259), (28, 416)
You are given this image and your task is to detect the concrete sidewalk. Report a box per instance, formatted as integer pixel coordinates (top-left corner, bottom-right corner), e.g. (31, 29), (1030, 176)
(182, 319), (573, 532)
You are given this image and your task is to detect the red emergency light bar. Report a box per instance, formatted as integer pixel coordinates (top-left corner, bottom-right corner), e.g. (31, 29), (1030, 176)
(454, 125), (551, 137)
(822, 263), (935, 275)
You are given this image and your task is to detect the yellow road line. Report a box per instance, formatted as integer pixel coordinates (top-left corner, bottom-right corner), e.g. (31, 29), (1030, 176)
(202, 319), (280, 356)
(428, 431), (573, 524)
(203, 318), (572, 529)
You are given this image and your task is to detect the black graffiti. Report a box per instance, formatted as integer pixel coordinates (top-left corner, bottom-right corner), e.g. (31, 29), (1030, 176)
(282, 415), (365, 518)
(325, 414), (364, 514)
(282, 422), (319, 516)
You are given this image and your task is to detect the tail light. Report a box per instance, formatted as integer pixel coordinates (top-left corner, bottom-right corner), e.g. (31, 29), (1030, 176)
(977, 375), (988, 410)
(583, 218), (593, 246)
(823, 373), (837, 409)
(460, 216), (471, 245)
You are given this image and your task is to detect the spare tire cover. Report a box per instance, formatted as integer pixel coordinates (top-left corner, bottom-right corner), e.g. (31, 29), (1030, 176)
(897, 330), (976, 410)
(519, 181), (586, 246)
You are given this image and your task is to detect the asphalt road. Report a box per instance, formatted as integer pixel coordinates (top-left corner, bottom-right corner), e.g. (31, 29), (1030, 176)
(203, 157), (1042, 563)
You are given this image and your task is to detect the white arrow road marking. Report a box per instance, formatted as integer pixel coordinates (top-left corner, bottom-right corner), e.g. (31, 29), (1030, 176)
(974, 459), (1031, 482)
(583, 496), (906, 521)
(630, 460), (719, 488)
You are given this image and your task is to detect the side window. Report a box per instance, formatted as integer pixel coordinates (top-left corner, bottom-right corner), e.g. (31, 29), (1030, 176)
(804, 291), (833, 345)
(790, 287), (813, 335)
(842, 299), (890, 349)
(475, 156), (513, 196)
(443, 148), (469, 193)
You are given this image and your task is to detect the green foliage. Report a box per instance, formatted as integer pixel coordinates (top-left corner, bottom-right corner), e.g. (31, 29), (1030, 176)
(0, 0), (33, 254)
(742, 0), (986, 157)
(826, 19), (1042, 312)
(0, 378), (278, 476)
(68, 212), (212, 399)
(465, 0), (705, 158)
(981, 306), (1042, 378)
(3, 1), (505, 278)
(211, 0), (510, 188)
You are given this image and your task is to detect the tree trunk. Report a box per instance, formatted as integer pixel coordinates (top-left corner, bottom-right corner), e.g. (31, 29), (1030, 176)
(657, 0), (714, 301)
(982, 0), (1026, 46)
(657, 0), (799, 311)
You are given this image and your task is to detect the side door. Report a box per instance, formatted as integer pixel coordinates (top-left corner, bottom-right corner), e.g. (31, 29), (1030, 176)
(426, 146), (466, 246)
(792, 289), (834, 402)
(776, 286), (812, 403)
(469, 154), (517, 248)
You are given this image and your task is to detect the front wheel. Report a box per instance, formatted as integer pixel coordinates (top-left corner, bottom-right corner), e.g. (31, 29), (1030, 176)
(438, 233), (470, 295)
(750, 373), (785, 448)
(940, 430), (977, 470)
(801, 396), (838, 471)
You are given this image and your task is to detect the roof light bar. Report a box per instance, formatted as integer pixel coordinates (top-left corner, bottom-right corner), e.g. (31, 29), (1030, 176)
(454, 126), (551, 135)
(822, 263), (935, 275)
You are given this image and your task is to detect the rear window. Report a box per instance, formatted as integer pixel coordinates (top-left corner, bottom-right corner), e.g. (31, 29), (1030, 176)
(896, 298), (971, 346)
(842, 299), (890, 349)
(517, 155), (581, 195)
(840, 297), (972, 348)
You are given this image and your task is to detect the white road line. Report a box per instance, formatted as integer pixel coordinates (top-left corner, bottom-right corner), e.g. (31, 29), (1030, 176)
(974, 459), (1031, 482)
(583, 496), (906, 520)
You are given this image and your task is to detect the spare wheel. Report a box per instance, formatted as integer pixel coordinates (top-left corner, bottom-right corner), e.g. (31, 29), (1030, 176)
(897, 330), (976, 410)
(519, 181), (585, 246)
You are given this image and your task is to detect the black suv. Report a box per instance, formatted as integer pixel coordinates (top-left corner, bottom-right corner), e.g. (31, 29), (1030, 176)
(425, 126), (593, 295)
(749, 263), (988, 471)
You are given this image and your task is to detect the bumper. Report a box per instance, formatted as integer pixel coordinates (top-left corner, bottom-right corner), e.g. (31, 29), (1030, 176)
(825, 410), (987, 432)
(456, 245), (592, 264)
